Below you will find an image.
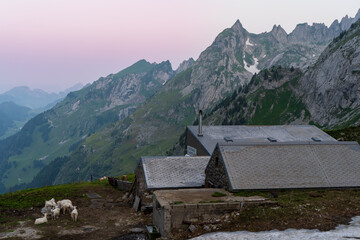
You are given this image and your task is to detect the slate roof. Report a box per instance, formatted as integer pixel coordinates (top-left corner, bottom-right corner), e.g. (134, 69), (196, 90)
(187, 125), (336, 155)
(217, 141), (360, 190)
(141, 156), (210, 189)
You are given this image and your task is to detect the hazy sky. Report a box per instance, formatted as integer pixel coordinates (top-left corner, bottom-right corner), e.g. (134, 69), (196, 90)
(0, 0), (359, 93)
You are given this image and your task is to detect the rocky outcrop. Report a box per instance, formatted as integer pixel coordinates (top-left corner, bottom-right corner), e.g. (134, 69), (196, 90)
(289, 9), (360, 44)
(176, 58), (195, 74)
(270, 25), (288, 43)
(298, 20), (360, 127)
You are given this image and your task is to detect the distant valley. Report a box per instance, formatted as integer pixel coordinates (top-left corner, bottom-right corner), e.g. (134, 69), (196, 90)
(0, 84), (84, 140)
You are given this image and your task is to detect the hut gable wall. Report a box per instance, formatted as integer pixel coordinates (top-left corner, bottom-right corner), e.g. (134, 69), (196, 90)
(185, 128), (210, 156)
(205, 146), (230, 189)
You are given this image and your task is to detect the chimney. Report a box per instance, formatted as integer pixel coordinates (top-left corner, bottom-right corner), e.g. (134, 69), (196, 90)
(198, 110), (203, 137)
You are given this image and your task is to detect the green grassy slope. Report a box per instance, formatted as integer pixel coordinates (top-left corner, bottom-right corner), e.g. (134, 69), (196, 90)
(0, 102), (35, 139)
(204, 66), (309, 126)
(52, 68), (198, 184)
(0, 60), (170, 192)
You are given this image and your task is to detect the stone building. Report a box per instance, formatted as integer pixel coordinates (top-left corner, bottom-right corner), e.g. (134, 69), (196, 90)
(205, 141), (360, 191)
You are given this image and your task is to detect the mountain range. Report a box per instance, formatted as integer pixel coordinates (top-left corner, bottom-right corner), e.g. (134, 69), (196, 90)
(0, 83), (84, 110)
(1, 10), (359, 193)
(0, 83), (84, 140)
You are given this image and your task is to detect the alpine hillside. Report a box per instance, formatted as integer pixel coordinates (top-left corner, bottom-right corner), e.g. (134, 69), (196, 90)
(0, 102), (36, 140)
(0, 60), (175, 193)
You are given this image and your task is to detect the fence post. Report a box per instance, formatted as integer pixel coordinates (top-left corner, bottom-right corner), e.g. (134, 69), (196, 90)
(91, 175), (93, 182)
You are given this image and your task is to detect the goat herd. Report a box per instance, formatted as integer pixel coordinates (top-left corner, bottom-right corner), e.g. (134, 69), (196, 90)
(34, 198), (78, 225)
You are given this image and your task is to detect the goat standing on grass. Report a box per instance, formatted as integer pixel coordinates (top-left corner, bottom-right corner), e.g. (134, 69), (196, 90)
(45, 198), (56, 209)
(57, 199), (73, 214)
(35, 213), (48, 225)
(51, 206), (60, 220)
(71, 206), (78, 222)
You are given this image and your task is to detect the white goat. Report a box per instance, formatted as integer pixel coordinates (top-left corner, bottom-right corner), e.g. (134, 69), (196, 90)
(61, 202), (74, 214)
(51, 206), (60, 220)
(71, 206), (78, 222)
(34, 213), (48, 225)
(57, 199), (73, 214)
(45, 198), (56, 208)
(57, 199), (72, 208)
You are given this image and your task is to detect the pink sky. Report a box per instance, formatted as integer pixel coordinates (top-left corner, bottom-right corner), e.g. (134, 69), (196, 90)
(0, 0), (359, 93)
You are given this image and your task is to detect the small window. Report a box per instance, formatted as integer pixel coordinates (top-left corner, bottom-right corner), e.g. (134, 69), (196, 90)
(267, 137), (277, 142)
(215, 157), (219, 167)
(311, 137), (322, 142)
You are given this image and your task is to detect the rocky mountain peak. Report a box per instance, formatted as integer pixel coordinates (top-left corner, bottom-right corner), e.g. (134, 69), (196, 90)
(355, 9), (360, 21)
(270, 24), (288, 43)
(231, 20), (246, 33)
(176, 58), (195, 74)
(340, 15), (353, 31)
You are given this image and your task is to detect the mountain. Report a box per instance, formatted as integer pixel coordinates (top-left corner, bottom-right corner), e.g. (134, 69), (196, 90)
(289, 9), (360, 44)
(37, 14), (360, 186)
(0, 83), (84, 110)
(58, 83), (85, 98)
(205, 19), (360, 128)
(4, 11), (359, 192)
(0, 102), (35, 139)
(0, 83), (84, 139)
(0, 60), (175, 192)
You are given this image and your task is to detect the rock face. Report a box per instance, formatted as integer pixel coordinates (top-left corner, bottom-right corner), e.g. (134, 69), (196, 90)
(205, 19), (360, 129)
(176, 58), (195, 74)
(298, 20), (360, 127)
(289, 9), (360, 44)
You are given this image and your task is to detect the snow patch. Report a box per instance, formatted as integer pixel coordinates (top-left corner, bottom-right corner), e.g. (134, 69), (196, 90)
(72, 100), (80, 111)
(244, 57), (260, 75)
(59, 139), (69, 145)
(39, 155), (48, 161)
(246, 38), (254, 47)
(192, 216), (360, 240)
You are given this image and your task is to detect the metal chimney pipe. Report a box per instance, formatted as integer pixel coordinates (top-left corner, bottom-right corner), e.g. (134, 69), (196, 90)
(198, 110), (203, 137)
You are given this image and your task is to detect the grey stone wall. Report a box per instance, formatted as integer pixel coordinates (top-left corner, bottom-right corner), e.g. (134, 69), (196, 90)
(170, 202), (242, 229)
(153, 197), (172, 236)
(153, 194), (242, 237)
(205, 147), (230, 189)
(116, 180), (132, 191)
(185, 128), (210, 156)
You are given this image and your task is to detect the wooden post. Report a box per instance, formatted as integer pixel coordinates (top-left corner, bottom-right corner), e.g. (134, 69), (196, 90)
(10, 187), (12, 198)
(73, 177), (74, 184)
(91, 175), (93, 182)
